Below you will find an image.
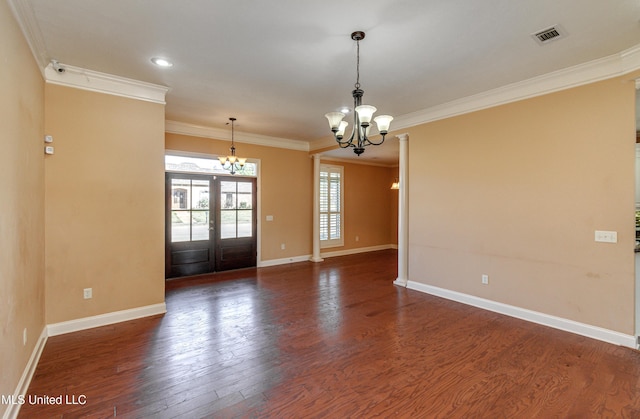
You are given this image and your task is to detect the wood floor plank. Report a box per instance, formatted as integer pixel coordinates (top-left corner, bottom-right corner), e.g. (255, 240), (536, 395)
(18, 250), (640, 418)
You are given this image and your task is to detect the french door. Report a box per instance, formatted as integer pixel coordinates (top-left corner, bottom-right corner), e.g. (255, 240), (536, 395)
(165, 173), (257, 278)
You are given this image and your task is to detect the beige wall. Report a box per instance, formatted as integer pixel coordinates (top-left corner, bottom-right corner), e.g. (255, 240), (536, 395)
(407, 76), (637, 334)
(166, 133), (313, 261)
(0, 1), (46, 408)
(44, 84), (166, 323)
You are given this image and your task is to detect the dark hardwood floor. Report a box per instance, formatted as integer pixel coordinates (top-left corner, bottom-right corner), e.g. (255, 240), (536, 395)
(19, 249), (640, 418)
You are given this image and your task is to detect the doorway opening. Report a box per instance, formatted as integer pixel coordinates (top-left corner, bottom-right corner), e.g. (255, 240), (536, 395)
(165, 154), (258, 278)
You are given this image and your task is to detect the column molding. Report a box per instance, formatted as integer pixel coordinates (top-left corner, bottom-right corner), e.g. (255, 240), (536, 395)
(310, 154), (324, 262)
(394, 134), (409, 286)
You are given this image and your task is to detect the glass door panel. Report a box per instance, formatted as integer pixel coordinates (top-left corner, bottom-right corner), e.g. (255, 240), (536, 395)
(215, 177), (257, 271)
(191, 211), (210, 241)
(191, 180), (210, 210)
(237, 210), (253, 238)
(166, 173), (215, 278)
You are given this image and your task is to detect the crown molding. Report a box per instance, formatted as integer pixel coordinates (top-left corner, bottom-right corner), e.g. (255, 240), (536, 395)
(165, 120), (309, 152)
(7, 0), (49, 72)
(309, 136), (340, 152)
(319, 155), (397, 168)
(621, 44), (640, 74)
(390, 43), (640, 132)
(44, 63), (169, 104)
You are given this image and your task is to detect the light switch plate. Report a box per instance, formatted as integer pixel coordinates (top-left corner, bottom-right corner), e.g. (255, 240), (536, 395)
(595, 230), (617, 243)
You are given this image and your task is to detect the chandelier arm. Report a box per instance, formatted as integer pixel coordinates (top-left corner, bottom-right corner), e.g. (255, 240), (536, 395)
(335, 135), (354, 146)
(362, 133), (386, 146)
(335, 116), (356, 145)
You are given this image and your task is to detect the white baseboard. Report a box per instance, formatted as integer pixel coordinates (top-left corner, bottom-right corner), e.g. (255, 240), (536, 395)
(321, 244), (396, 259)
(4, 303), (167, 419)
(47, 303), (167, 337)
(258, 245), (398, 268)
(393, 278), (408, 287)
(406, 281), (637, 349)
(3, 328), (48, 419)
(258, 254), (312, 267)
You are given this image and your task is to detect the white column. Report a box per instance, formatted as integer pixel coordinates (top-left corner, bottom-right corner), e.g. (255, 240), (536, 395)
(310, 154), (324, 262)
(394, 134), (409, 286)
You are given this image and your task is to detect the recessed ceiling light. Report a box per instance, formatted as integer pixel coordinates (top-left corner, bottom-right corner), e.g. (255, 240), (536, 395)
(151, 57), (173, 67)
(340, 107), (350, 114)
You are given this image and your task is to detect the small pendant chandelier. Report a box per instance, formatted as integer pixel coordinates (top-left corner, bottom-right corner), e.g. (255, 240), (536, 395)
(325, 31), (393, 156)
(218, 117), (246, 175)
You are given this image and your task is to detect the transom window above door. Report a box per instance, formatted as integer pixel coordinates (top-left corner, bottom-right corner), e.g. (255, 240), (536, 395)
(165, 154), (257, 176)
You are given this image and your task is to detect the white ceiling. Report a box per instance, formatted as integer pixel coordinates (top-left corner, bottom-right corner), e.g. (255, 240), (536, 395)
(10, 0), (640, 165)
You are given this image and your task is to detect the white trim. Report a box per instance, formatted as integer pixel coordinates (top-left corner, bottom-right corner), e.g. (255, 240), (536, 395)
(6, 0), (49, 73)
(311, 154), (324, 263)
(396, 134), (409, 287)
(319, 155), (397, 168)
(2, 328), (48, 419)
(165, 120), (309, 152)
(390, 44), (640, 134)
(309, 136), (341, 152)
(393, 278), (406, 287)
(258, 245), (397, 267)
(46, 303), (167, 337)
(44, 63), (168, 104)
(405, 281), (637, 349)
(259, 254), (312, 267)
(321, 244), (396, 259)
(621, 44), (640, 74)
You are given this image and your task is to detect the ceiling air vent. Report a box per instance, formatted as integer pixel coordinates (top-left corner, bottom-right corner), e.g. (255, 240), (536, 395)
(532, 25), (564, 45)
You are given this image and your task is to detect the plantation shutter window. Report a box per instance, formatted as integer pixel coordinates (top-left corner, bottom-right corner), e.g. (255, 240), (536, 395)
(319, 164), (344, 248)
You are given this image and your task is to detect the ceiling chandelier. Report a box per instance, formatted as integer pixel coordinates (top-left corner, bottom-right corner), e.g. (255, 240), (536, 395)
(218, 117), (246, 175)
(325, 31), (393, 156)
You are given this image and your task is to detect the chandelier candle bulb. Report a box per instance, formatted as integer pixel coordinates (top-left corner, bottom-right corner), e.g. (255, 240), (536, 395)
(374, 115), (393, 133)
(355, 105), (376, 124)
(336, 121), (348, 138)
(325, 112), (346, 131)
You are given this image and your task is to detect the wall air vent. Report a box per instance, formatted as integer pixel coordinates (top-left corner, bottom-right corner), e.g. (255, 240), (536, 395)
(532, 25), (565, 45)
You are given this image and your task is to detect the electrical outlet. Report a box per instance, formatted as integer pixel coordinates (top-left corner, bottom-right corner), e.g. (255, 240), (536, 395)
(280, 243), (285, 250)
(355, 235), (359, 242)
(481, 274), (489, 285)
(23, 328), (27, 346)
(83, 288), (92, 299)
